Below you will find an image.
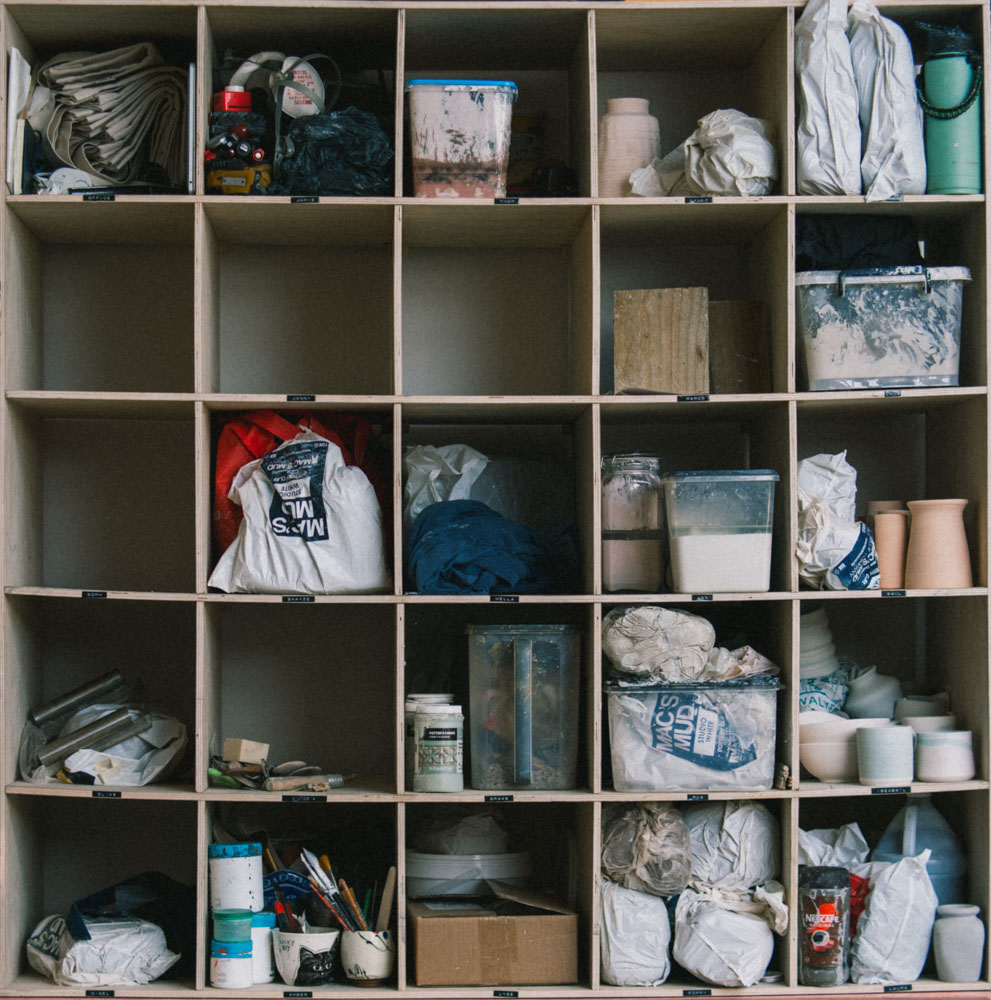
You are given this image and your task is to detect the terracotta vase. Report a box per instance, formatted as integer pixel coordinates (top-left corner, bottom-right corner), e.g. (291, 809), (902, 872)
(874, 509), (910, 588)
(597, 98), (660, 198)
(904, 499), (972, 589)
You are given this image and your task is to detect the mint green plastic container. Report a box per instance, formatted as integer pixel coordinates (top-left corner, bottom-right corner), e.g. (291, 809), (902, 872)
(920, 52), (983, 194)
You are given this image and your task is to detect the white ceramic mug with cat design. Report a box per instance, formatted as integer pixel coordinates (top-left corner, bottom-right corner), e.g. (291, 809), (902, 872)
(272, 928), (340, 986)
(341, 929), (394, 985)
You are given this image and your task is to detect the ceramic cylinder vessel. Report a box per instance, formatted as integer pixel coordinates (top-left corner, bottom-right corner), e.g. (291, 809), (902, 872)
(341, 930), (394, 986)
(597, 98), (660, 197)
(915, 730), (976, 782)
(843, 666), (902, 719)
(874, 509), (910, 588)
(905, 499), (972, 589)
(856, 724), (914, 785)
(933, 904), (985, 982)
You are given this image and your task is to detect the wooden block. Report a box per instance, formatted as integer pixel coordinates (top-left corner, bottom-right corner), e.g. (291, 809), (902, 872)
(223, 737), (270, 764)
(613, 287), (709, 394)
(708, 300), (771, 394)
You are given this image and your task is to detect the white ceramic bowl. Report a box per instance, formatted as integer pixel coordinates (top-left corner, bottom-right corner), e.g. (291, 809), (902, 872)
(800, 739), (859, 782)
(800, 716), (891, 744)
(900, 714), (958, 732)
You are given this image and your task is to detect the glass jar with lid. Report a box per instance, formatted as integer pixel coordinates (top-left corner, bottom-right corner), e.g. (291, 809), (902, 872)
(601, 453), (664, 592)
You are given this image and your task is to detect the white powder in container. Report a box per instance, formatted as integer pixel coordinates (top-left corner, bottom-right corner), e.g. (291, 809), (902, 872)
(670, 532), (772, 593)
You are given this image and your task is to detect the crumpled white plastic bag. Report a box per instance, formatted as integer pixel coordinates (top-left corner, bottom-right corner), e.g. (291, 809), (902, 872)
(631, 110), (776, 197)
(684, 800), (779, 890)
(851, 850), (938, 984)
(27, 915), (179, 986)
(403, 444), (488, 529)
(209, 429), (390, 595)
(413, 811), (508, 855)
(602, 606), (715, 681)
(799, 822), (871, 867)
(601, 802), (692, 896)
(673, 889), (774, 987)
(796, 0), (862, 195)
(600, 880), (671, 986)
(704, 645), (779, 681)
(848, 0), (926, 201)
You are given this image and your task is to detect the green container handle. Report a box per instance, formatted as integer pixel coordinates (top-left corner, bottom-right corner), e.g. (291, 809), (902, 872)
(918, 52), (983, 120)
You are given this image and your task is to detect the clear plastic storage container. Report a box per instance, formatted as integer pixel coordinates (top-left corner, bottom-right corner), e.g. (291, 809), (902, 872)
(406, 80), (518, 198)
(663, 470), (778, 593)
(467, 624), (580, 789)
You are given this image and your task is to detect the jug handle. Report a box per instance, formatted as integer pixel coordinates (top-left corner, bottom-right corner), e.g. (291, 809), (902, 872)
(514, 639), (533, 786)
(903, 801), (918, 856)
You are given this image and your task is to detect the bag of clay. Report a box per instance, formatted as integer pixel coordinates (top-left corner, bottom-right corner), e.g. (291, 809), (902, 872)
(795, 0), (862, 195)
(403, 444), (489, 529)
(600, 879), (671, 986)
(602, 606), (715, 681)
(847, 0), (926, 201)
(683, 800), (780, 890)
(208, 428), (390, 594)
(672, 889), (774, 987)
(797, 451), (880, 590)
(601, 802), (692, 896)
(850, 850), (938, 983)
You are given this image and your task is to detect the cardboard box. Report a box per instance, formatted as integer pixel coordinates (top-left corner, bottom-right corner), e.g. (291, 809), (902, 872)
(407, 882), (578, 986)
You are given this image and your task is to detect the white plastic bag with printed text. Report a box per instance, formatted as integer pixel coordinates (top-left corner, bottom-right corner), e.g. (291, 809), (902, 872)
(209, 429), (390, 594)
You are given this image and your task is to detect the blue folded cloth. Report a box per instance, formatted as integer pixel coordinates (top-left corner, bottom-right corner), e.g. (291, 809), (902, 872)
(405, 499), (572, 594)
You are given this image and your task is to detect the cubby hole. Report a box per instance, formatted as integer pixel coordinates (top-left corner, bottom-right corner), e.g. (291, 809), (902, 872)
(593, 4), (791, 195)
(400, 205), (594, 396)
(401, 409), (593, 594)
(601, 600), (791, 795)
(4, 595), (196, 789)
(600, 400), (792, 594)
(204, 602), (398, 795)
(402, 8), (591, 198)
(3, 403), (196, 591)
(403, 603), (594, 795)
(797, 395), (988, 589)
(599, 204), (789, 395)
(4, 204), (195, 392)
(201, 205), (396, 395)
(7, 796), (198, 990)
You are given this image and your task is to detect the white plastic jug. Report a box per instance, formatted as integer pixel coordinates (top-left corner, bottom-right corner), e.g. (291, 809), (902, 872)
(871, 793), (966, 904)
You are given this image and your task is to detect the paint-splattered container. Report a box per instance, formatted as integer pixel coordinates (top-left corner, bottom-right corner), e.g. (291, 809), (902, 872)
(406, 79), (518, 197)
(796, 266), (970, 390)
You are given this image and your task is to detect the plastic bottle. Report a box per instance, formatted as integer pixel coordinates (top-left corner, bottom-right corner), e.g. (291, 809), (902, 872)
(871, 793), (967, 904)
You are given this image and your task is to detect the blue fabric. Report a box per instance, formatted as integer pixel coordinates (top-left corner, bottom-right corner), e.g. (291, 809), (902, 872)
(406, 499), (571, 594)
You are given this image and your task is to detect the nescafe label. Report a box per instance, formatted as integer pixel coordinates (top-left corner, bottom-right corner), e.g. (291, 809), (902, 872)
(800, 892), (845, 968)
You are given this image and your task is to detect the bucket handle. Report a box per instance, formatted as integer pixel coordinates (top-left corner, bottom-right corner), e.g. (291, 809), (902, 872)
(918, 52), (983, 120)
(902, 802), (918, 856)
(514, 639), (533, 786)
(838, 266), (931, 297)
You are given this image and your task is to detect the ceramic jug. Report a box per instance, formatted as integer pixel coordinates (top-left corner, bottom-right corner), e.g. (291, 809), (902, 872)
(597, 98), (660, 197)
(843, 665), (902, 719)
(933, 904), (985, 982)
(904, 499), (972, 589)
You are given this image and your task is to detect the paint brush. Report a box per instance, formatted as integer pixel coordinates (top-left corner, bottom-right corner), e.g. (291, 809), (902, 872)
(340, 879), (367, 931)
(308, 878), (353, 931)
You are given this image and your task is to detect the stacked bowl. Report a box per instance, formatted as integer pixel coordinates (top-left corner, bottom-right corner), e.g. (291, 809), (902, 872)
(799, 712), (893, 782)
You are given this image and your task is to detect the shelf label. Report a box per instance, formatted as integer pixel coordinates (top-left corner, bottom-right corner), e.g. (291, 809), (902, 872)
(882, 589), (906, 597)
(677, 394), (709, 402)
(282, 794), (326, 803)
(92, 790), (121, 799)
(485, 794), (514, 803)
(86, 991), (115, 997)
(83, 194), (114, 202)
(82, 591), (108, 599)
(683, 990), (712, 997)
(286, 394), (316, 402)
(691, 594), (713, 602)
(884, 389), (902, 398)
(283, 595), (315, 603)
(284, 992), (313, 998)
(290, 196), (319, 204)
(872, 786), (911, 795)
(490, 594), (519, 603)
(884, 985), (912, 993)
(686, 793), (709, 801)
(494, 992), (519, 998)
(684, 196), (712, 204)
(494, 197), (519, 205)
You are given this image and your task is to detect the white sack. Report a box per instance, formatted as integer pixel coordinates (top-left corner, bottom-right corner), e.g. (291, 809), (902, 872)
(684, 109), (777, 196)
(796, 0), (862, 194)
(403, 444), (488, 529)
(851, 850), (938, 984)
(27, 915), (179, 987)
(673, 889), (774, 987)
(602, 606), (715, 681)
(684, 800), (779, 889)
(209, 429), (390, 595)
(798, 451), (858, 522)
(848, 0), (926, 200)
(600, 880), (671, 986)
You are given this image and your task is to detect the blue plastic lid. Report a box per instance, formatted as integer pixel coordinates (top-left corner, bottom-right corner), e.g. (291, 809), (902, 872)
(252, 911), (277, 928)
(406, 79), (517, 92)
(210, 939), (253, 957)
(208, 842), (262, 859)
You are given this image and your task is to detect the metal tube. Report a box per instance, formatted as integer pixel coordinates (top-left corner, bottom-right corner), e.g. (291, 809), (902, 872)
(37, 707), (132, 767)
(30, 670), (125, 727)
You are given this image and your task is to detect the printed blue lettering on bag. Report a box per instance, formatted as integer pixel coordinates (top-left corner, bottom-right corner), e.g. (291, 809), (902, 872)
(263, 440), (329, 542)
(651, 692), (757, 770)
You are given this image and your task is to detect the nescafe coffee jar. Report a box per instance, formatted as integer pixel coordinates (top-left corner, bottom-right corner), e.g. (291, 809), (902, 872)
(798, 865), (851, 986)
